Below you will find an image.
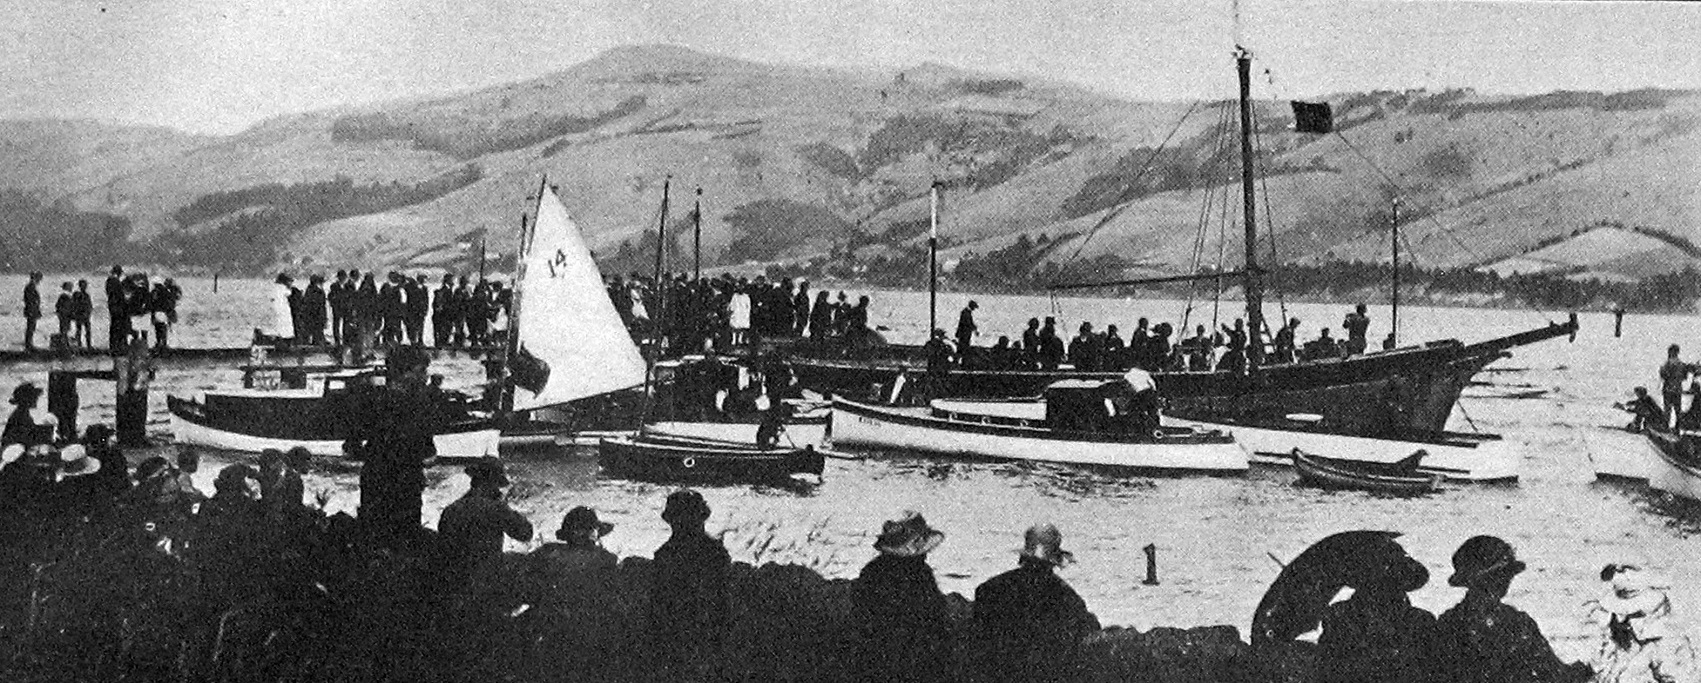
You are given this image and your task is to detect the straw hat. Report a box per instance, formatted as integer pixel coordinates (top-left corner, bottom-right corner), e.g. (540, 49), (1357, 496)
(1597, 563), (1677, 641)
(1448, 535), (1526, 588)
(1018, 523), (1074, 567)
(1, 444), (23, 467)
(55, 445), (101, 480)
(874, 511), (945, 557)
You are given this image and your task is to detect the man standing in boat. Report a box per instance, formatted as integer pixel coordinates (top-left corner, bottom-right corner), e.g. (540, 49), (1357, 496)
(956, 300), (979, 361)
(1343, 304), (1371, 356)
(1659, 344), (1691, 428)
(1273, 318), (1300, 364)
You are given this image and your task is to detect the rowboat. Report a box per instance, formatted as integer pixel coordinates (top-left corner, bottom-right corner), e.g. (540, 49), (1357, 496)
(598, 431), (825, 482)
(1642, 429), (1701, 502)
(830, 394), (1247, 474)
(931, 398), (1519, 482)
(1581, 425), (1653, 482)
(1291, 450), (1442, 495)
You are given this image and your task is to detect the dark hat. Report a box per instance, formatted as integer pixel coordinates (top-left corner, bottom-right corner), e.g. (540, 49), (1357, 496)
(557, 506), (614, 540)
(662, 489), (711, 524)
(214, 463), (259, 495)
(135, 456), (172, 481)
(284, 446), (313, 468)
(465, 457), (509, 487)
(10, 382), (42, 405)
(874, 511), (945, 557)
(1449, 535), (1526, 587)
(1018, 523), (1074, 567)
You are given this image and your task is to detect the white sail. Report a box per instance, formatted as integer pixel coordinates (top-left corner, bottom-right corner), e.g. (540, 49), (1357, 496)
(510, 185), (648, 411)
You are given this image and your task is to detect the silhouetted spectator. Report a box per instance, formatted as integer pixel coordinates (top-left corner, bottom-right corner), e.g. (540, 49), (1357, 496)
(1343, 303), (1371, 355)
(54, 281), (74, 342)
(956, 300), (979, 358)
(105, 265), (127, 351)
(71, 280), (92, 348)
(302, 274), (329, 346)
(852, 511), (956, 683)
(351, 347), (443, 543)
(649, 489), (730, 679)
(432, 274), (456, 347)
(21, 271), (42, 351)
(1434, 535), (1591, 683)
(438, 458), (533, 591)
(793, 280), (812, 335)
(2, 383), (54, 449)
(1038, 317), (1064, 370)
(973, 523), (1098, 683)
(149, 277), (180, 351)
(1317, 541), (1437, 683)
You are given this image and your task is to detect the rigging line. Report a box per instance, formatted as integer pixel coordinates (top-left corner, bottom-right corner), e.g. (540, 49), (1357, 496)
(1182, 102), (1234, 336)
(1249, 101), (1289, 334)
(1330, 130), (1554, 320)
(1061, 100), (1208, 268)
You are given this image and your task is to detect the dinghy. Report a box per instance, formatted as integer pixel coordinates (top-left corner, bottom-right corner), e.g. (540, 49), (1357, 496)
(599, 430), (825, 482)
(1643, 429), (1701, 502)
(1292, 450), (1442, 495)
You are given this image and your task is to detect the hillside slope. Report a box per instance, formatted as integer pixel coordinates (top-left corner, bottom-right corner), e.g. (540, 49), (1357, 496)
(1, 45), (1696, 287)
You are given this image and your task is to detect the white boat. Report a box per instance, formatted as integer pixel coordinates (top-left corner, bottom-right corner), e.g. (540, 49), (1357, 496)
(831, 396), (1247, 474)
(1644, 429), (1701, 502)
(1580, 425), (1652, 482)
(930, 397), (1519, 482)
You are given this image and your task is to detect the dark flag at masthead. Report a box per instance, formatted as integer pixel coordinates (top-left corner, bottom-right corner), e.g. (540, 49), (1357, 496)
(1291, 101), (1334, 134)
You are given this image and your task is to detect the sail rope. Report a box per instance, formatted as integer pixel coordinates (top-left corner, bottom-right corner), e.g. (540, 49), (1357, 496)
(1181, 102), (1236, 339)
(1330, 130), (1555, 322)
(1250, 104), (1289, 337)
(1059, 100), (1209, 271)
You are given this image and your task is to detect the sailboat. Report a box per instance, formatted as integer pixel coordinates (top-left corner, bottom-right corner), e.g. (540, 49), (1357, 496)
(783, 47), (1576, 479)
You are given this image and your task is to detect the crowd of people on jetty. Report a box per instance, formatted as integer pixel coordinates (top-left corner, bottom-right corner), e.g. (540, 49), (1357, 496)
(18, 268), (182, 353)
(605, 273), (877, 355)
(265, 269), (513, 350)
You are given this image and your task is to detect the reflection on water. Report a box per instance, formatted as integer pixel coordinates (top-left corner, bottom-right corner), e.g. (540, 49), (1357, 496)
(0, 274), (1698, 656)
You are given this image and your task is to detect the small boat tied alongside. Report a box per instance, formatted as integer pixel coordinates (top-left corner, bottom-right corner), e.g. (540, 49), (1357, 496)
(1291, 449), (1443, 495)
(830, 372), (1248, 474)
(598, 429), (825, 483)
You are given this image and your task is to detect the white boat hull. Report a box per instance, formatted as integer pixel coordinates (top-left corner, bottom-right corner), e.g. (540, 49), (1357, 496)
(1581, 426), (1652, 481)
(929, 398), (1517, 482)
(832, 399), (1247, 473)
(1647, 432), (1701, 502)
(172, 413), (501, 459)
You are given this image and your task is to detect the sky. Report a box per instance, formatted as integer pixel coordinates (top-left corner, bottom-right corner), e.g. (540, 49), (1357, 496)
(5, 0), (1699, 135)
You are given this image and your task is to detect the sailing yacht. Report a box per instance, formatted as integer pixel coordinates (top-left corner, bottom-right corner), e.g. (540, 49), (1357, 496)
(783, 47), (1576, 480)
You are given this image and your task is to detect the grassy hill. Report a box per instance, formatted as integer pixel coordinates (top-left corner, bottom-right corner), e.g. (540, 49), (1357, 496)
(3, 45), (1699, 308)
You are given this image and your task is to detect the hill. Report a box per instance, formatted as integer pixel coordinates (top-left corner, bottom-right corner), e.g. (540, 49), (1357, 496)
(3, 45), (1699, 308)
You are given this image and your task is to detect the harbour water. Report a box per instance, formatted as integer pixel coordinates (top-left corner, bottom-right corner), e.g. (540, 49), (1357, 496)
(1, 273), (1697, 657)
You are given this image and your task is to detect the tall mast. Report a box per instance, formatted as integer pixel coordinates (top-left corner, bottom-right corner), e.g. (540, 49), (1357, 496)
(1390, 195), (1400, 346)
(1237, 47), (1265, 368)
(693, 187), (703, 281)
(653, 176), (671, 346)
(501, 177), (545, 416)
(928, 180), (941, 335)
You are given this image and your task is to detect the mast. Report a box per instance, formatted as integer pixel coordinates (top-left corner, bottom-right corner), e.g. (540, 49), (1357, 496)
(501, 177), (545, 417)
(929, 180), (941, 335)
(1237, 47), (1265, 368)
(693, 187), (703, 281)
(653, 176), (671, 350)
(1391, 195), (1400, 346)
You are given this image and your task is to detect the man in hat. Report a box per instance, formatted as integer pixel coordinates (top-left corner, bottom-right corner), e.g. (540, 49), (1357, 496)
(1618, 387), (1666, 432)
(524, 505), (622, 679)
(852, 510), (955, 683)
(1317, 540), (1437, 683)
(351, 346), (444, 542)
(532, 506), (616, 574)
(2, 383), (55, 449)
(22, 271), (42, 351)
(1659, 344), (1691, 428)
(649, 489), (730, 678)
(1434, 535), (1591, 683)
(972, 523), (1099, 683)
(956, 300), (979, 360)
(437, 457), (534, 591)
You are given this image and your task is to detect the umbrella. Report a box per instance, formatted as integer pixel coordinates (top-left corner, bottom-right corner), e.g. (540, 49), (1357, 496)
(1250, 530), (1405, 647)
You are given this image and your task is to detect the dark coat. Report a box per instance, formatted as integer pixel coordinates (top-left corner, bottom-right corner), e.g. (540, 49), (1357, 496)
(649, 530), (731, 668)
(1434, 592), (1587, 683)
(852, 554), (956, 683)
(972, 560), (1099, 683)
(1317, 591), (1437, 683)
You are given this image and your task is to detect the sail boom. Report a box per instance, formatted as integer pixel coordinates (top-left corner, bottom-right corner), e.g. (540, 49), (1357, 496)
(1049, 269), (1250, 291)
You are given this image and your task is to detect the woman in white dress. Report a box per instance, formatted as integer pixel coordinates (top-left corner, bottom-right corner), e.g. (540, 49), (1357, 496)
(728, 286), (752, 347)
(270, 273), (295, 341)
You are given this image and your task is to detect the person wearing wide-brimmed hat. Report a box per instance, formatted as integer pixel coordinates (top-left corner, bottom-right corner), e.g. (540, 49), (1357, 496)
(1434, 535), (1591, 683)
(1585, 561), (1698, 683)
(971, 523), (1099, 683)
(1316, 537), (1437, 683)
(532, 506), (617, 574)
(648, 489), (730, 678)
(437, 458), (533, 591)
(2, 382), (56, 450)
(852, 510), (956, 683)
